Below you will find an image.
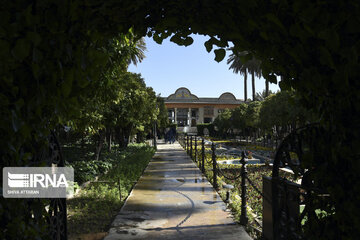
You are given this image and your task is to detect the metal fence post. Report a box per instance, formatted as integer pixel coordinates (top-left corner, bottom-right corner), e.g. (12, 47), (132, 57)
(201, 138), (205, 173)
(184, 135), (186, 149)
(184, 134), (186, 150)
(212, 142), (218, 189)
(194, 135), (197, 163)
(198, 138), (201, 169)
(190, 135), (193, 159)
(240, 151), (248, 225)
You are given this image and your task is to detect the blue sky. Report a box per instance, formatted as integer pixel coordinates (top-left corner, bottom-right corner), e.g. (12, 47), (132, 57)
(128, 35), (279, 100)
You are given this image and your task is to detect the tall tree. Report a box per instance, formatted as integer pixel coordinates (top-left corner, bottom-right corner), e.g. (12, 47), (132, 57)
(213, 109), (233, 138)
(228, 51), (263, 101)
(259, 90), (317, 139)
(231, 103), (248, 136)
(245, 55), (262, 101)
(227, 51), (248, 101)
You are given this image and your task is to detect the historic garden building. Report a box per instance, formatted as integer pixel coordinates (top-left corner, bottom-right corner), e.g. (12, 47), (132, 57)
(164, 88), (243, 132)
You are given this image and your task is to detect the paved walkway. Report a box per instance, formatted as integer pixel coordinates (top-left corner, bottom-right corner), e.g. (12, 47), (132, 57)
(105, 142), (252, 240)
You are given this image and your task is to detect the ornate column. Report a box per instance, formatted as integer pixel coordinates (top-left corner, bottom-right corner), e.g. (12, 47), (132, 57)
(188, 108), (191, 126)
(199, 107), (204, 123)
(174, 108), (177, 124)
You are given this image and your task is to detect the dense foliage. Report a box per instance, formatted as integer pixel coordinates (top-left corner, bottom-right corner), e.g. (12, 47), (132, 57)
(62, 139), (121, 184)
(67, 143), (154, 239)
(1, 0), (359, 238)
(213, 109), (233, 137)
(0, 2), (163, 238)
(213, 90), (314, 140)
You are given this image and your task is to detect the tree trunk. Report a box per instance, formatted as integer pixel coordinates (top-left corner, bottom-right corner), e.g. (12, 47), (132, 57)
(118, 125), (133, 148)
(265, 80), (269, 97)
(292, 121), (296, 132)
(252, 71), (255, 101)
(118, 129), (126, 148)
(136, 132), (142, 143)
(125, 125), (133, 147)
(95, 130), (105, 161)
(115, 127), (121, 145)
(244, 73), (247, 102)
(107, 129), (112, 152)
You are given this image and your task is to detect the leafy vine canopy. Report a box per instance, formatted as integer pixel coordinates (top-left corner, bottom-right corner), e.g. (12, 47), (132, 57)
(2, 0), (359, 135)
(68, 0), (359, 128)
(1, 0), (359, 238)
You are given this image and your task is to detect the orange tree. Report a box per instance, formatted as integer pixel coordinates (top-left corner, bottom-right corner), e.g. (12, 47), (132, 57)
(1, 0), (359, 239)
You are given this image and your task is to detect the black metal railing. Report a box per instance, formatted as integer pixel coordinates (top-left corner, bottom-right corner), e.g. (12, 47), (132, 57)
(179, 134), (298, 239)
(181, 135), (255, 227)
(47, 131), (68, 240)
(178, 126), (329, 240)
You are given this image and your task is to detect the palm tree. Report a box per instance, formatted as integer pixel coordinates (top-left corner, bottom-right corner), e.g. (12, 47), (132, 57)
(111, 33), (147, 69)
(255, 89), (274, 101)
(227, 50), (263, 101)
(126, 37), (146, 66)
(246, 56), (262, 101)
(227, 51), (249, 101)
(265, 79), (269, 97)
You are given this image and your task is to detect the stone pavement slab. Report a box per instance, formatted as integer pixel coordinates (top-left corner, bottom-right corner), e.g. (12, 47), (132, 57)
(105, 142), (252, 240)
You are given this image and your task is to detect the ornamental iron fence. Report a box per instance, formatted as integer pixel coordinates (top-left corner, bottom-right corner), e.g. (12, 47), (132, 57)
(180, 125), (329, 240)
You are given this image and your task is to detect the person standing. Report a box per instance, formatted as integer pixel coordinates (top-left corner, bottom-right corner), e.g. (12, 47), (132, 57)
(170, 127), (176, 144)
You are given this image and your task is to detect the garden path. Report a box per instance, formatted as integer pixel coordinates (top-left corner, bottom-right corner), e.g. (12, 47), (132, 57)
(105, 142), (252, 240)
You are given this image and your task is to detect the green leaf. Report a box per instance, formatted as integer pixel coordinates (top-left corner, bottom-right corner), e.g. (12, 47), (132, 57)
(160, 30), (171, 39)
(153, 34), (163, 44)
(204, 39), (213, 53)
(214, 48), (225, 62)
(183, 36), (194, 46)
(279, 78), (291, 91)
(12, 39), (31, 61)
(265, 74), (277, 84)
(169, 34), (181, 44)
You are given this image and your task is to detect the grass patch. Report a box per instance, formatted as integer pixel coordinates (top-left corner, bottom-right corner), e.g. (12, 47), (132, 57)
(67, 143), (155, 240)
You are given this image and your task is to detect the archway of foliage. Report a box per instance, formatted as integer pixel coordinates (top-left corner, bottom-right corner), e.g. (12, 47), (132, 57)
(1, 0), (359, 239)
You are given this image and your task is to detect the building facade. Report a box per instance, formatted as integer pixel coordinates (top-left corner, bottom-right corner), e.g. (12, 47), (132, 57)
(164, 88), (243, 129)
